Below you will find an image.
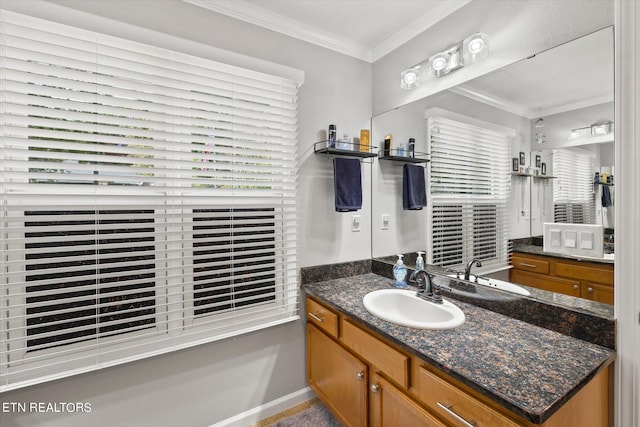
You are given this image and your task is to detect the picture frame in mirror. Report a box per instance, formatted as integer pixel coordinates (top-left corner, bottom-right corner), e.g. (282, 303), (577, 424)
(519, 152), (525, 165)
(536, 155), (541, 168)
(512, 158), (519, 171)
(541, 163), (547, 175)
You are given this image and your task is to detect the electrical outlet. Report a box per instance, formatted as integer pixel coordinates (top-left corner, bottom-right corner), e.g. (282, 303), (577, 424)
(351, 215), (361, 232)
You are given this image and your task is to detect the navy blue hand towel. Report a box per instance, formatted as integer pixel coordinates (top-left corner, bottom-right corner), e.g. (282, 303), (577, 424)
(602, 184), (613, 207)
(403, 164), (427, 210)
(334, 158), (362, 212)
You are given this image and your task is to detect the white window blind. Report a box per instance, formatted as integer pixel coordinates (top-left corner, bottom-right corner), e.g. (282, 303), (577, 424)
(552, 148), (595, 224)
(0, 10), (300, 392)
(426, 115), (512, 273)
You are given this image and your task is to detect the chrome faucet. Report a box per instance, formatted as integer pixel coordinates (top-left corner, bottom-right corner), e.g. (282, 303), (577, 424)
(409, 269), (443, 304)
(464, 258), (482, 281)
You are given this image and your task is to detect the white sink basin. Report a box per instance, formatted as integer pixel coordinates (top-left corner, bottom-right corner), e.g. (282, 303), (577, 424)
(362, 289), (465, 330)
(448, 274), (531, 297)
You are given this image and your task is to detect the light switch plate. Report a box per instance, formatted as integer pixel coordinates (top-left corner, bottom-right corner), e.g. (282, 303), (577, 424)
(550, 229), (561, 247)
(382, 214), (390, 230)
(351, 215), (361, 232)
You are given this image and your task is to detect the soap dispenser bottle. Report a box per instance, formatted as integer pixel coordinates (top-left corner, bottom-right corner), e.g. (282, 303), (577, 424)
(416, 251), (425, 270)
(393, 255), (408, 289)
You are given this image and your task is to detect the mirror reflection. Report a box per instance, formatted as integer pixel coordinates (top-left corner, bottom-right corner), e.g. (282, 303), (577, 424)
(371, 27), (613, 306)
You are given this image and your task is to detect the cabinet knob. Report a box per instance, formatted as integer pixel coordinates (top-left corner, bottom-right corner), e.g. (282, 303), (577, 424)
(355, 371), (364, 382)
(370, 384), (380, 393)
(588, 287), (594, 293)
(573, 284), (579, 290)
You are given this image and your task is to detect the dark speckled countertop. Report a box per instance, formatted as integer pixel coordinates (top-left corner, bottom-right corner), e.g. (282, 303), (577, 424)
(303, 273), (615, 424)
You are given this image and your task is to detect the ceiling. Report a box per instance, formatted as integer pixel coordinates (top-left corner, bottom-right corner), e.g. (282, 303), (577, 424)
(183, 0), (471, 62)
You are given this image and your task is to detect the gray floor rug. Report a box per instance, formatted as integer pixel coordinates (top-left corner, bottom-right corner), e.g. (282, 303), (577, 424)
(268, 403), (341, 427)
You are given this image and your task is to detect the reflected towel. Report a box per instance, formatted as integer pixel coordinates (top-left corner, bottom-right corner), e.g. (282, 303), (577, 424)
(333, 158), (362, 212)
(403, 164), (427, 210)
(602, 185), (613, 207)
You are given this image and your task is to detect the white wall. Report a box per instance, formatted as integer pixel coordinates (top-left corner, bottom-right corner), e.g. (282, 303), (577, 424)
(0, 1), (371, 426)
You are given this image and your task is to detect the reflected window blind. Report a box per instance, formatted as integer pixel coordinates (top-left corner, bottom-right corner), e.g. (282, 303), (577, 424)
(0, 11), (300, 392)
(552, 149), (595, 224)
(427, 116), (512, 272)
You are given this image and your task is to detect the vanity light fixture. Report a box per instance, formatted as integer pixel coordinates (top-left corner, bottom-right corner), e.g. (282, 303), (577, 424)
(567, 121), (613, 140)
(401, 32), (490, 88)
(401, 66), (421, 89)
(591, 120), (613, 136)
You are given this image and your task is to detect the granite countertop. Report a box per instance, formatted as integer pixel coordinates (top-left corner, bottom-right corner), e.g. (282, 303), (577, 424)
(303, 273), (615, 424)
(513, 243), (614, 265)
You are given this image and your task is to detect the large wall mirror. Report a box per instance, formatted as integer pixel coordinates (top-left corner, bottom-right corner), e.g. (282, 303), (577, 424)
(371, 26), (613, 308)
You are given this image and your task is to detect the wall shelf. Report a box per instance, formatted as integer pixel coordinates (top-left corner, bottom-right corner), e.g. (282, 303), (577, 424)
(511, 172), (556, 179)
(378, 148), (429, 164)
(314, 141), (377, 158)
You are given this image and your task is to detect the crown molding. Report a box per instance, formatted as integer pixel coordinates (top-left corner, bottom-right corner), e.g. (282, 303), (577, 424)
(450, 86), (614, 120)
(183, 0), (371, 61)
(183, 0), (470, 63)
(371, 0), (472, 62)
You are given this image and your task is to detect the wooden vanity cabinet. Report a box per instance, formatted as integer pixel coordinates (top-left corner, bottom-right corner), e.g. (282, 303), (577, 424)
(510, 253), (614, 304)
(305, 295), (611, 427)
(307, 323), (367, 427)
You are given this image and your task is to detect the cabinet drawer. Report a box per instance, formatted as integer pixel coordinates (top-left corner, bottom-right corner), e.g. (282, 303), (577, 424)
(510, 270), (581, 297)
(417, 367), (518, 427)
(511, 255), (550, 274)
(555, 262), (614, 285)
(341, 319), (409, 388)
(307, 297), (339, 338)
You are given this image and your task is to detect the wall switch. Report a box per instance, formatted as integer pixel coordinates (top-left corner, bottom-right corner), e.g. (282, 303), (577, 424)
(580, 231), (594, 249)
(381, 214), (390, 230)
(550, 229), (561, 247)
(351, 215), (361, 232)
(564, 231), (577, 248)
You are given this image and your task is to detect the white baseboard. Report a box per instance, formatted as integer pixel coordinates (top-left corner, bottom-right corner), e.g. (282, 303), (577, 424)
(210, 387), (316, 427)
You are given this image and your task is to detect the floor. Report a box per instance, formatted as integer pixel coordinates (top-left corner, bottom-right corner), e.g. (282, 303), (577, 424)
(252, 398), (340, 427)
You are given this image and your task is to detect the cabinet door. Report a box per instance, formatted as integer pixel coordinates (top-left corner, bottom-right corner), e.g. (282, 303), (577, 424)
(581, 282), (614, 305)
(307, 323), (367, 427)
(369, 373), (444, 427)
(510, 269), (580, 297)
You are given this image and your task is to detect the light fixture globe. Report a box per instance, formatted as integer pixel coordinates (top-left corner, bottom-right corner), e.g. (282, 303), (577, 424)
(400, 67), (421, 89)
(428, 52), (450, 77)
(463, 32), (489, 62)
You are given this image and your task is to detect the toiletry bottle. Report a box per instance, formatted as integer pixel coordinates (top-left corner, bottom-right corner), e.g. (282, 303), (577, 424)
(328, 124), (336, 148)
(416, 251), (425, 270)
(408, 138), (415, 158)
(397, 143), (405, 157)
(339, 133), (350, 150)
(383, 134), (392, 157)
(359, 129), (370, 153)
(392, 255), (408, 289)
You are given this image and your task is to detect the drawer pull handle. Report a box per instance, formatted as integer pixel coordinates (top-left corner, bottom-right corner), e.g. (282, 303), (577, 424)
(588, 287), (594, 293)
(370, 384), (380, 393)
(356, 371), (364, 381)
(308, 312), (324, 322)
(520, 263), (537, 268)
(573, 284), (579, 290)
(437, 402), (477, 427)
